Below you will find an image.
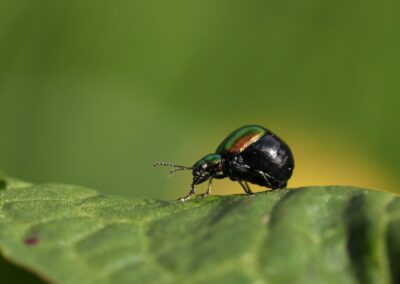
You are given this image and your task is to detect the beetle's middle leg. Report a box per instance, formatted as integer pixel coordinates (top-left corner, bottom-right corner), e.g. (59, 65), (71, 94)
(238, 180), (255, 196)
(197, 178), (213, 199)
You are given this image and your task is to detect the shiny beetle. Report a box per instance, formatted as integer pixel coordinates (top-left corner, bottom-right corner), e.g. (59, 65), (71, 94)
(154, 125), (294, 201)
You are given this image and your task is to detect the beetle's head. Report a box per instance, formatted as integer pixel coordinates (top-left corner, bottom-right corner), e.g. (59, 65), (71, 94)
(153, 154), (223, 186)
(191, 154), (223, 185)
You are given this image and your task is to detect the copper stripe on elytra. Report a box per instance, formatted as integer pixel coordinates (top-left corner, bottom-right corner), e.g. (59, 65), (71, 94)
(228, 132), (264, 153)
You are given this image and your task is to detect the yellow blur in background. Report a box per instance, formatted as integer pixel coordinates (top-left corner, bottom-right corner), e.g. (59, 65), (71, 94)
(289, 131), (399, 193)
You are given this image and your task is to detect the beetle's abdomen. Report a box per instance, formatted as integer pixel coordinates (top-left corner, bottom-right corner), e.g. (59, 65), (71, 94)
(240, 134), (294, 182)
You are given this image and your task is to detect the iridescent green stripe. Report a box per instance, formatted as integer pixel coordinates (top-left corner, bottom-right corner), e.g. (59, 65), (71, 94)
(216, 125), (268, 154)
(193, 153), (222, 168)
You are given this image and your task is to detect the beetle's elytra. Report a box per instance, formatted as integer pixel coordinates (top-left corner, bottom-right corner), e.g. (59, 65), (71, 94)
(154, 125), (294, 201)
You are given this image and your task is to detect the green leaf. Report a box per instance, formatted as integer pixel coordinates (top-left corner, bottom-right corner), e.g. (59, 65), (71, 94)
(0, 177), (399, 284)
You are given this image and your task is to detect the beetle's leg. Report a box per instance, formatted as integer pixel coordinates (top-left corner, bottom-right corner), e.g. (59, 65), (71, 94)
(256, 170), (282, 191)
(178, 184), (195, 202)
(238, 180), (255, 196)
(231, 160), (251, 174)
(256, 170), (274, 188)
(197, 178), (213, 199)
(206, 178), (213, 195)
(244, 181), (255, 195)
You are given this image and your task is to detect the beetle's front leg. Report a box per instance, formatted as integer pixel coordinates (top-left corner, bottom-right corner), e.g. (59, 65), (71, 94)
(178, 184), (195, 202)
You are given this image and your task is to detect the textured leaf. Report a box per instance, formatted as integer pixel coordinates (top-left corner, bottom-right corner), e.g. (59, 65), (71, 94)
(0, 177), (399, 284)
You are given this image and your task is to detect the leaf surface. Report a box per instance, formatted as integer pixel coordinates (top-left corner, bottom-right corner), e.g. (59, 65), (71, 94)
(0, 177), (399, 284)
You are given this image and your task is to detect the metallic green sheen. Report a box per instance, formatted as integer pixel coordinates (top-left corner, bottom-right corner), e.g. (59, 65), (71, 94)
(215, 125), (269, 154)
(193, 153), (222, 168)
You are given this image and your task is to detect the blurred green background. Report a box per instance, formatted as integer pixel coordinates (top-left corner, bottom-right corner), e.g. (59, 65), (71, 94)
(1, 0), (399, 202)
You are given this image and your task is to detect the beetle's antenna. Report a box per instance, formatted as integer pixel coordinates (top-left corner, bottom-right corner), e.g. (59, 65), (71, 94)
(153, 162), (193, 177)
(167, 167), (189, 177)
(153, 162), (192, 169)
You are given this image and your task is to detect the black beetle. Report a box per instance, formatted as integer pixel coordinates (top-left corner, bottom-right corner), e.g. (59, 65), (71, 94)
(154, 125), (294, 201)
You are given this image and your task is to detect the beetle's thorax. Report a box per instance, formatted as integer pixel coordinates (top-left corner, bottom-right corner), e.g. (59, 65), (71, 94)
(191, 153), (225, 184)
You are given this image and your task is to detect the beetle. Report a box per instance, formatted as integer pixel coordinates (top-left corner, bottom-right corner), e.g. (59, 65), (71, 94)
(154, 125), (294, 201)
